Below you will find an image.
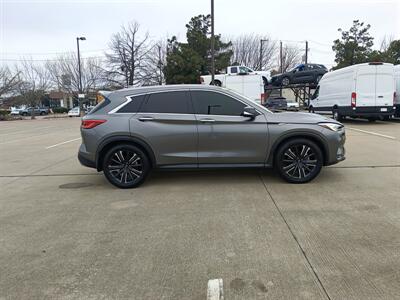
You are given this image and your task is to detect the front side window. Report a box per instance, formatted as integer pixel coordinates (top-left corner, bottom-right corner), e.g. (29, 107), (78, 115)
(191, 91), (246, 116)
(140, 91), (191, 114)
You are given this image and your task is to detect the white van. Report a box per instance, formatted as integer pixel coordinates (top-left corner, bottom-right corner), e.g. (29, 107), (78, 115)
(394, 65), (400, 117)
(309, 62), (396, 121)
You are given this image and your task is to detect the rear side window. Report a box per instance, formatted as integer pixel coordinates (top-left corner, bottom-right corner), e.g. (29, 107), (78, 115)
(140, 91), (191, 114)
(117, 95), (145, 113)
(191, 91), (246, 116)
(230, 67), (238, 73)
(88, 96), (111, 114)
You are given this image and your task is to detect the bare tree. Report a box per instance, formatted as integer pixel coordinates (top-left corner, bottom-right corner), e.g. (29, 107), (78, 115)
(0, 66), (21, 97)
(106, 21), (151, 87)
(46, 53), (106, 94)
(279, 45), (302, 73)
(16, 59), (51, 119)
(230, 34), (277, 70)
(141, 39), (167, 85)
(379, 35), (394, 52)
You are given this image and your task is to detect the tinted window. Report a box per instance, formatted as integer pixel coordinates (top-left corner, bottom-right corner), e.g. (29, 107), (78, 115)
(230, 67), (238, 73)
(89, 96), (111, 114)
(117, 95), (145, 113)
(140, 91), (190, 114)
(191, 91), (246, 116)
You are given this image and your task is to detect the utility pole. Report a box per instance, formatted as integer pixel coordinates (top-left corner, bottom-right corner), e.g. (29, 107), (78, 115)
(259, 39), (268, 71)
(210, 0), (215, 84)
(76, 36), (86, 116)
(305, 40), (308, 64)
(279, 40), (283, 97)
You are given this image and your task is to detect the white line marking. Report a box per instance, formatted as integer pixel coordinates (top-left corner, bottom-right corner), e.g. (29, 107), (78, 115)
(45, 138), (81, 149)
(207, 279), (224, 300)
(347, 127), (396, 140)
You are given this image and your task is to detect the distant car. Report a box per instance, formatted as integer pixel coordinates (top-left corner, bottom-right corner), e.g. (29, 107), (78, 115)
(68, 107), (81, 117)
(264, 97), (288, 110)
(19, 107), (49, 116)
(286, 99), (300, 111)
(10, 109), (22, 115)
(271, 64), (328, 86)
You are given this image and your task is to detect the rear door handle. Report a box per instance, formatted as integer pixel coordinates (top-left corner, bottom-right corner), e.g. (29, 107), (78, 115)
(199, 118), (215, 123)
(138, 116), (154, 122)
(378, 96), (384, 98)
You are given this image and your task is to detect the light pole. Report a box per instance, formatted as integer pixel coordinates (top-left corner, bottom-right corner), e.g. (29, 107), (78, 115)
(259, 39), (268, 71)
(76, 36), (86, 115)
(210, 0), (215, 85)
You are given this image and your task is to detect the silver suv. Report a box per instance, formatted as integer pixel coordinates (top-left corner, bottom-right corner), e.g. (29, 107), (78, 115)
(78, 85), (345, 188)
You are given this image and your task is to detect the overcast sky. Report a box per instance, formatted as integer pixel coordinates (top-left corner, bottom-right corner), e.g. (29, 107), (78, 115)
(1, 0), (399, 69)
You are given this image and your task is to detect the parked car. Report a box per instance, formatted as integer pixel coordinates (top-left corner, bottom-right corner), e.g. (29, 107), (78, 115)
(271, 64), (328, 86)
(78, 85), (346, 188)
(68, 107), (81, 117)
(286, 99), (300, 111)
(200, 65), (271, 87)
(264, 97), (288, 110)
(10, 108), (22, 115)
(309, 62), (395, 121)
(394, 64), (400, 117)
(19, 107), (49, 116)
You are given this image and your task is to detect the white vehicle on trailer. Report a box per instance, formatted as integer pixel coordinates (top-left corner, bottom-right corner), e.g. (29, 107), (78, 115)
(309, 62), (396, 121)
(200, 65), (271, 86)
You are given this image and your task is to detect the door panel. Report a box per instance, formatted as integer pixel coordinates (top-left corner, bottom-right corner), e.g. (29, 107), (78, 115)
(128, 91), (197, 166)
(356, 65), (376, 107)
(375, 65), (394, 106)
(130, 113), (197, 165)
(196, 114), (268, 164)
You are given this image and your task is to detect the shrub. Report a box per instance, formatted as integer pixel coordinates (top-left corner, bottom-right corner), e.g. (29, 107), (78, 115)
(52, 107), (69, 114)
(0, 110), (11, 116)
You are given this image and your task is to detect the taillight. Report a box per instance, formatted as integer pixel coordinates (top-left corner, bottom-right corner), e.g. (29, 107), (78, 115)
(81, 119), (106, 129)
(351, 92), (356, 107)
(394, 92), (396, 105)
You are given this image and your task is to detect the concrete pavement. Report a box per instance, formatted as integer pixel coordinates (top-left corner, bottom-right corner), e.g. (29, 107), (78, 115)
(0, 117), (399, 299)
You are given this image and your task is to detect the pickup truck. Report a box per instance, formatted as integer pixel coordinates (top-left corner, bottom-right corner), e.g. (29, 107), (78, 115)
(200, 66), (271, 86)
(19, 107), (49, 116)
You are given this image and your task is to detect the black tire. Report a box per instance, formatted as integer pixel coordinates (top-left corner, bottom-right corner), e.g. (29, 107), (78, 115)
(281, 77), (290, 86)
(309, 106), (315, 113)
(332, 108), (342, 121)
(40, 111), (45, 115)
(22, 112), (28, 116)
(275, 138), (323, 183)
(367, 118), (376, 122)
(211, 80), (222, 87)
(102, 144), (150, 189)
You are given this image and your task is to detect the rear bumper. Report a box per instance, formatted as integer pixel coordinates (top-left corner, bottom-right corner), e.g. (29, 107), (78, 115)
(342, 106), (395, 117)
(78, 144), (96, 169)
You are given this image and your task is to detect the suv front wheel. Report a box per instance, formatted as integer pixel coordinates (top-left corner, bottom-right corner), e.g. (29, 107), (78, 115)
(275, 138), (323, 183)
(103, 144), (150, 188)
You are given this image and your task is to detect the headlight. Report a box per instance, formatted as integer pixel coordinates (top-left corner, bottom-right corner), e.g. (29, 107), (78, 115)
(318, 123), (344, 132)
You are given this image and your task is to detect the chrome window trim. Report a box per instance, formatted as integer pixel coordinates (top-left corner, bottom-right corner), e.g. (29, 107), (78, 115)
(109, 88), (264, 116)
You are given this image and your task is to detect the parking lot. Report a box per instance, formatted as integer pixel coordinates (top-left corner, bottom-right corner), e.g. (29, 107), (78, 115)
(1, 117), (399, 299)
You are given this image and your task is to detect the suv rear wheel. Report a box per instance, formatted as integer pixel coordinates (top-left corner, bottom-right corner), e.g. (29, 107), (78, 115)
(103, 144), (150, 188)
(275, 138), (323, 183)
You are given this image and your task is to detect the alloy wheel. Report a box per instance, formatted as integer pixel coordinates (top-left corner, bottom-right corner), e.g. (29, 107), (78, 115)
(281, 144), (318, 180)
(107, 149), (143, 184)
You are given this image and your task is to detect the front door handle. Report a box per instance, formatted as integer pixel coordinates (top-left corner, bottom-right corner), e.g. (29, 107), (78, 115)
(138, 116), (154, 122)
(199, 118), (215, 123)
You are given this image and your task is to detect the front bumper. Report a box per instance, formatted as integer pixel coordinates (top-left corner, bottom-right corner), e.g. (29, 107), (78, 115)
(325, 128), (346, 166)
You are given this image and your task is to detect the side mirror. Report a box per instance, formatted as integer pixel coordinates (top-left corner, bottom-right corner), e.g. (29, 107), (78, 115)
(242, 106), (257, 119)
